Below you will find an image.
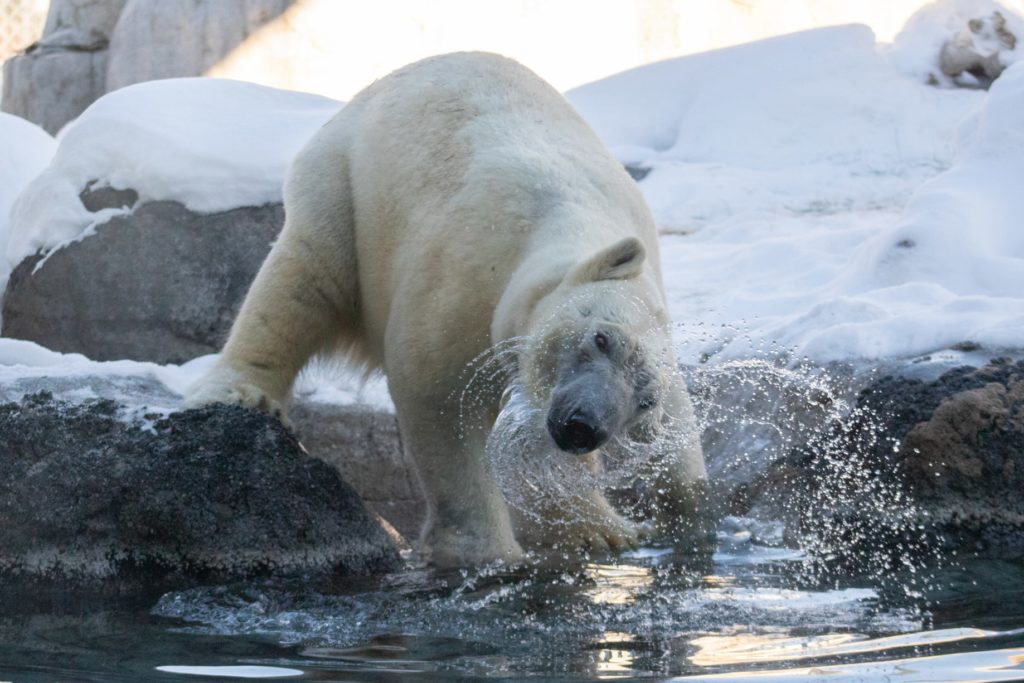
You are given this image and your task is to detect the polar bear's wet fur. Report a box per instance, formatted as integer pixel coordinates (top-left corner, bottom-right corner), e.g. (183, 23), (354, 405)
(187, 52), (708, 566)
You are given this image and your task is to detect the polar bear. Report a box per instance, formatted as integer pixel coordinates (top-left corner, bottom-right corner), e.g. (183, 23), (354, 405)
(187, 52), (708, 567)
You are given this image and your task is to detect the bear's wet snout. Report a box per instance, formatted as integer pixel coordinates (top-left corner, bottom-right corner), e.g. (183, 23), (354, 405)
(548, 410), (608, 454)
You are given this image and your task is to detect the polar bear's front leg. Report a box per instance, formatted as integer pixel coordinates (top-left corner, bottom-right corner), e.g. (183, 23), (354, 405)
(646, 377), (714, 542)
(390, 388), (523, 567)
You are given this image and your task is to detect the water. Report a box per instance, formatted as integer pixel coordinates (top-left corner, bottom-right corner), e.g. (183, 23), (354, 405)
(2, 528), (1023, 682)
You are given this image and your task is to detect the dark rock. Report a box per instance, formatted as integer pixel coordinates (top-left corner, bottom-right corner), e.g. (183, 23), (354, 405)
(777, 358), (1024, 569)
(0, 369), (421, 549)
(2, 199), (283, 363)
(624, 164), (651, 182)
(0, 393), (401, 599)
(79, 182), (138, 212)
(862, 358), (1024, 557)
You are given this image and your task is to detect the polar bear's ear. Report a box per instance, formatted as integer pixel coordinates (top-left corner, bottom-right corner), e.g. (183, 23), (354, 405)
(569, 237), (646, 284)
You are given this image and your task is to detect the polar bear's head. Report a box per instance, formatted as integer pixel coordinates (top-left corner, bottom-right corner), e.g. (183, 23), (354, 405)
(517, 237), (675, 455)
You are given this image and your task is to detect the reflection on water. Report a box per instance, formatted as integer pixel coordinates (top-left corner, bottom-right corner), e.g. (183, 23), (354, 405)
(1, 524), (1023, 681)
(674, 647), (1024, 682)
(690, 627), (1024, 667)
(155, 665), (303, 678)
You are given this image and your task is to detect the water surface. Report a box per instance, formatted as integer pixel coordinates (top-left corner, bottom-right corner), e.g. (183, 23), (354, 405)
(3, 521), (1023, 682)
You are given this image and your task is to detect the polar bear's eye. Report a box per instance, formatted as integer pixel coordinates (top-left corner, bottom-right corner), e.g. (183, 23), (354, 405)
(594, 332), (609, 352)
(638, 397), (657, 411)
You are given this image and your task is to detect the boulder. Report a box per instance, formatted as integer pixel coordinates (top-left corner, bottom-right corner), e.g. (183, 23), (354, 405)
(1, 196), (283, 364)
(0, 366), (422, 546)
(859, 358), (1024, 556)
(765, 358), (1024, 570)
(0, 393), (401, 598)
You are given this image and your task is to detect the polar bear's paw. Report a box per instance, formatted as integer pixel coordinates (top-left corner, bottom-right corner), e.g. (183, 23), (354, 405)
(516, 496), (647, 555)
(425, 526), (525, 568)
(545, 514), (645, 554)
(185, 367), (287, 421)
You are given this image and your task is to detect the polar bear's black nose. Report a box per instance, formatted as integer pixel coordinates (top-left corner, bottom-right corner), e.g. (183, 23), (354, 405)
(548, 410), (608, 454)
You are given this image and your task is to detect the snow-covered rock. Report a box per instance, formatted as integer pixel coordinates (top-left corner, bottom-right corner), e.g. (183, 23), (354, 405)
(887, 0), (1024, 86)
(4, 78), (339, 287)
(1, 79), (341, 360)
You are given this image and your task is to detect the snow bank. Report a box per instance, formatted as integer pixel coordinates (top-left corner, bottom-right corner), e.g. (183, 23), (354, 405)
(568, 24), (980, 225)
(570, 21), (1023, 364)
(0, 113), (55, 270)
(4, 78), (341, 292)
(790, 60), (1024, 361)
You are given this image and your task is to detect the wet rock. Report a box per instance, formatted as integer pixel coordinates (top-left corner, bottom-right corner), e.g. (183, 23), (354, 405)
(861, 358), (1024, 556)
(2, 199), (282, 364)
(0, 369), (422, 547)
(777, 358), (1024, 568)
(0, 393), (401, 598)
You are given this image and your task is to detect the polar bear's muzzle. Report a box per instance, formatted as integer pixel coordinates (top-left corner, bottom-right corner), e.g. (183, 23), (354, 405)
(547, 407), (609, 454)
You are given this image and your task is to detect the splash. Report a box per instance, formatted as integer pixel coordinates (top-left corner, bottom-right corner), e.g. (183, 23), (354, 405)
(684, 352), (947, 590)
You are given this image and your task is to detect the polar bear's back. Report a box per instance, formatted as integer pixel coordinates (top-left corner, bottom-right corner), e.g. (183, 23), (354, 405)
(285, 52), (656, 361)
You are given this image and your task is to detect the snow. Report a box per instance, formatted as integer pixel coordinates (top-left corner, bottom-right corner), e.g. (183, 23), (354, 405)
(0, 338), (392, 413)
(3, 78), (341, 293)
(0, 113), (55, 272)
(2, 3), (1024, 403)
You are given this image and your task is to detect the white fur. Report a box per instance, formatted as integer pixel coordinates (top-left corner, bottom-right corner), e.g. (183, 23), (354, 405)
(187, 52), (707, 566)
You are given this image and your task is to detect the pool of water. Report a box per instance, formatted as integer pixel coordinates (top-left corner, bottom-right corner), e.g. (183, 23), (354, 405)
(3, 521), (1024, 682)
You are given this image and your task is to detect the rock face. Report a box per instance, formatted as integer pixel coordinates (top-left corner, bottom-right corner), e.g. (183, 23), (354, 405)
(1, 0), (127, 134)
(2, 198), (282, 364)
(106, 0), (292, 92)
(0, 393), (401, 596)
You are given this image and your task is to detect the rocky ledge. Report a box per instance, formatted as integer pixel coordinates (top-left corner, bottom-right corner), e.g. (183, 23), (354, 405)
(0, 393), (401, 599)
(757, 357), (1024, 571)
